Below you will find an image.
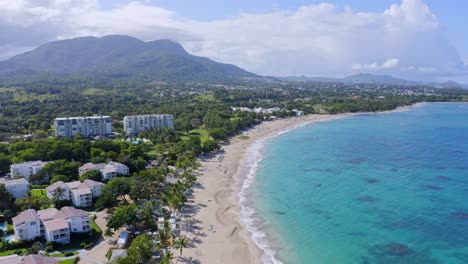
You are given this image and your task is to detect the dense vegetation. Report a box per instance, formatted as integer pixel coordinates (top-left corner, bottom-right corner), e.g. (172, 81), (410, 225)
(0, 74), (467, 261)
(0, 35), (255, 82)
(1, 77), (467, 140)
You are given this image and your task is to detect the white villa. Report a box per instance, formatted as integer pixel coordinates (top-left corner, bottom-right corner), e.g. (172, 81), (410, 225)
(46, 179), (104, 208)
(0, 178), (29, 198)
(10, 161), (49, 181)
(78, 162), (129, 181)
(231, 107), (283, 114)
(12, 207), (90, 244)
(292, 109), (305, 116)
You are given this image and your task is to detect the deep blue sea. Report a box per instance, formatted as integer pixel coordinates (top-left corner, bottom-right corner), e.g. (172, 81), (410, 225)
(242, 103), (468, 264)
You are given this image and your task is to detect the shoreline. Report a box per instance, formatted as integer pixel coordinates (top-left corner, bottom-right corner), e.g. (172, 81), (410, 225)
(181, 103), (424, 264)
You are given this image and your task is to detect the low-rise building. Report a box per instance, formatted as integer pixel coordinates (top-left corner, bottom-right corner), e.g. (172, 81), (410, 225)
(10, 161), (49, 181)
(0, 178), (29, 199)
(70, 188), (93, 208)
(46, 181), (70, 201)
(123, 114), (174, 136)
(61, 207), (91, 233)
(43, 218), (70, 244)
(292, 109), (305, 116)
(12, 207), (90, 244)
(11, 209), (42, 241)
(79, 162), (129, 181)
(78, 162), (106, 176)
(46, 179), (104, 208)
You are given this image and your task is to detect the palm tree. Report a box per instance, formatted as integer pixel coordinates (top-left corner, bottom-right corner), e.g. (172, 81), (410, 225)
(163, 220), (172, 237)
(52, 187), (66, 208)
(104, 228), (114, 241)
(31, 241), (42, 254)
(160, 250), (174, 264)
(174, 236), (190, 264)
(157, 230), (171, 252)
(25, 191), (34, 209)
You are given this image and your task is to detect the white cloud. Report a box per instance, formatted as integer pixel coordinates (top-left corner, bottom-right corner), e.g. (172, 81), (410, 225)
(352, 58), (400, 71)
(0, 0), (466, 80)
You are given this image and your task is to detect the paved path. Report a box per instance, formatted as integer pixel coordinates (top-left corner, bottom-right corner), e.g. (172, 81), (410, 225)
(78, 210), (125, 264)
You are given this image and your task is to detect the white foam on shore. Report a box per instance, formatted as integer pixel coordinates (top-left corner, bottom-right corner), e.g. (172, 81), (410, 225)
(238, 116), (351, 264)
(239, 138), (283, 264)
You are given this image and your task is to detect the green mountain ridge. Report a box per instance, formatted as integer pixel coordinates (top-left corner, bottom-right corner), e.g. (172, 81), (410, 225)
(0, 35), (256, 81)
(278, 73), (467, 89)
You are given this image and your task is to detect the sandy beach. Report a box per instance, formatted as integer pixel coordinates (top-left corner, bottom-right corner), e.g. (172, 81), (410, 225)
(179, 103), (428, 264)
(180, 113), (353, 264)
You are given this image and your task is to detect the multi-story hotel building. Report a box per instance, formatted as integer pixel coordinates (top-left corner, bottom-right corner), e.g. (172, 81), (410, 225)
(123, 114), (174, 136)
(54, 116), (112, 138)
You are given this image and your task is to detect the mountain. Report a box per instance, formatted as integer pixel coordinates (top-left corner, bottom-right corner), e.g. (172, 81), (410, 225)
(0, 35), (256, 81)
(279, 73), (466, 88)
(342, 73), (420, 86)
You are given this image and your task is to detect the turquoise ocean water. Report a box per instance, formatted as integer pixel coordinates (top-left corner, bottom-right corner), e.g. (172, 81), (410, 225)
(241, 103), (468, 264)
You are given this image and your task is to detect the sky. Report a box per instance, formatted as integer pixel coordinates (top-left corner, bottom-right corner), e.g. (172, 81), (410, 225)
(1, 0), (467, 82)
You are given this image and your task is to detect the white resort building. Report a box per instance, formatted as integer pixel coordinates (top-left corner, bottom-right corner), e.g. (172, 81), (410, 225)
(10, 161), (49, 181)
(46, 179), (104, 208)
(0, 178), (29, 199)
(123, 114), (174, 136)
(54, 116), (112, 138)
(78, 162), (129, 181)
(12, 207), (90, 244)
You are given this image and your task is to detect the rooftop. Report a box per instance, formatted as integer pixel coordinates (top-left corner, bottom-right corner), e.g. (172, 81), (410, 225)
(43, 219), (69, 231)
(12, 209), (39, 227)
(80, 179), (104, 188)
(60, 206), (89, 218)
(79, 162), (106, 171)
(102, 166), (116, 173)
(124, 114), (173, 118)
(71, 188), (92, 195)
(46, 181), (68, 193)
(11, 161), (48, 167)
(0, 178), (28, 186)
(64, 181), (81, 189)
(21, 255), (58, 264)
(108, 161), (126, 167)
(0, 254), (22, 264)
(37, 208), (59, 221)
(55, 116), (111, 120)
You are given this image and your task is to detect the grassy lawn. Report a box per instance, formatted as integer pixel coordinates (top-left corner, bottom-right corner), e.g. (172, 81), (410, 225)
(82, 88), (113, 96)
(31, 189), (47, 198)
(12, 91), (57, 102)
(58, 258), (78, 264)
(195, 93), (217, 102)
(90, 216), (101, 233)
(56, 216), (102, 251)
(180, 128), (211, 143)
(0, 249), (27, 256)
(0, 87), (19, 93)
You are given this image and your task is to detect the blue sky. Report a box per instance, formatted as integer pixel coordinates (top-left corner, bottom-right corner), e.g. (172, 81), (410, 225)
(1, 0), (467, 81)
